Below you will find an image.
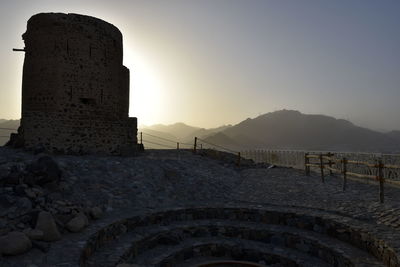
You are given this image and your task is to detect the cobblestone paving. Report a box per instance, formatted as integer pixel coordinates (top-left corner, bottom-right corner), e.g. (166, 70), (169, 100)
(232, 167), (400, 230)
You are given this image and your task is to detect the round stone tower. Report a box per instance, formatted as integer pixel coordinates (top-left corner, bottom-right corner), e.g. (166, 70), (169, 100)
(19, 13), (137, 154)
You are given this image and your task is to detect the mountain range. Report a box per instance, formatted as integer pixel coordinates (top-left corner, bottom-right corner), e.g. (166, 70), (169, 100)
(141, 110), (400, 153)
(2, 110), (400, 153)
(139, 123), (231, 146)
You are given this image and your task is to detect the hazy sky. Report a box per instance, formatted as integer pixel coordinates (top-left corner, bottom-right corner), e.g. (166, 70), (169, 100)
(0, 1), (399, 130)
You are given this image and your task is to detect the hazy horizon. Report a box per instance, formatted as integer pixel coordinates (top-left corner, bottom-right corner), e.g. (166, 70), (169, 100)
(2, 109), (399, 133)
(0, 1), (399, 130)
(139, 109), (400, 133)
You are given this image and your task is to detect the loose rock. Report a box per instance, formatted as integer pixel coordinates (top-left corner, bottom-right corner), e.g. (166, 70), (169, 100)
(23, 228), (44, 241)
(0, 231), (32, 256)
(66, 213), (88, 233)
(32, 240), (51, 253)
(35, 211), (61, 241)
(24, 156), (62, 186)
(89, 206), (103, 220)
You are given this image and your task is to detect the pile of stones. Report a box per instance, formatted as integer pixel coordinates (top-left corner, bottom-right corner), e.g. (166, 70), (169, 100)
(0, 154), (103, 256)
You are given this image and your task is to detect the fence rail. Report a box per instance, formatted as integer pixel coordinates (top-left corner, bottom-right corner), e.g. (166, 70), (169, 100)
(4, 127), (397, 203)
(304, 152), (400, 203)
(143, 133), (400, 203)
(139, 132), (192, 150)
(3, 128), (399, 203)
(138, 133), (242, 166)
(241, 149), (400, 203)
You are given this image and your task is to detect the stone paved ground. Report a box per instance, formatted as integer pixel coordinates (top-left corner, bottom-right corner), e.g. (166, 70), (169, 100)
(1, 148), (400, 266)
(232, 168), (400, 229)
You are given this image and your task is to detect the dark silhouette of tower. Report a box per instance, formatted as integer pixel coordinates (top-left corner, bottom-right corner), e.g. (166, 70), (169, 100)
(16, 13), (137, 154)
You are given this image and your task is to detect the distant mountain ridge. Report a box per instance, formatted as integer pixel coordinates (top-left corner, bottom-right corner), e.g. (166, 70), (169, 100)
(0, 119), (19, 145)
(387, 131), (400, 145)
(205, 110), (400, 153)
(140, 110), (400, 153)
(141, 123), (200, 141)
(0, 119), (19, 129)
(3, 111), (400, 153)
(140, 123), (232, 144)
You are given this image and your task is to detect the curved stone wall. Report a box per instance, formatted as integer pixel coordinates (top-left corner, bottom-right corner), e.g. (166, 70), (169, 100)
(80, 205), (400, 266)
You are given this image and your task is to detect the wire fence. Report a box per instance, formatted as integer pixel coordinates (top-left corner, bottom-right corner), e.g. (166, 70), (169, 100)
(140, 132), (193, 150)
(196, 137), (238, 154)
(6, 127), (397, 201)
(3, 126), (397, 203)
(304, 152), (400, 203)
(142, 139), (176, 149)
(139, 132), (242, 165)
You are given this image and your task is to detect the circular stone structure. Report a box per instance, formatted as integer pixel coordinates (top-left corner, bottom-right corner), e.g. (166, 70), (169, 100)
(79, 205), (400, 267)
(195, 260), (267, 267)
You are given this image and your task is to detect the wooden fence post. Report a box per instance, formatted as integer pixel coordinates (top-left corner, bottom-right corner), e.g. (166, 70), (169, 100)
(342, 158), (347, 191)
(328, 152), (333, 176)
(237, 152), (241, 167)
(378, 160), (384, 203)
(177, 142), (179, 150)
(262, 150), (265, 164)
(319, 154), (325, 183)
(304, 153), (310, 176)
(140, 132), (143, 144)
(193, 137), (197, 154)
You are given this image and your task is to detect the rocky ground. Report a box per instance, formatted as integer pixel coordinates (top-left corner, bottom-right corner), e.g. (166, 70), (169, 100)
(1, 147), (400, 266)
(0, 147), (250, 263)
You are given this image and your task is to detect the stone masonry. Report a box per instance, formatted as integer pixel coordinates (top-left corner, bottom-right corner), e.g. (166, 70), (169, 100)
(18, 13), (137, 155)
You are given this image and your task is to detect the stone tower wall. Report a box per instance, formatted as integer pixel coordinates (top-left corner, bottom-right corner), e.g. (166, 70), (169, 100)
(20, 13), (137, 154)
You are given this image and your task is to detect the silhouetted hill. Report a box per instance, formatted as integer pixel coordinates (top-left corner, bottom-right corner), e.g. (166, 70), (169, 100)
(138, 128), (178, 142)
(143, 123), (200, 141)
(206, 110), (400, 153)
(200, 132), (239, 149)
(3, 114), (399, 152)
(0, 119), (19, 129)
(387, 131), (400, 143)
(141, 123), (232, 144)
(185, 125), (231, 142)
(0, 119), (19, 146)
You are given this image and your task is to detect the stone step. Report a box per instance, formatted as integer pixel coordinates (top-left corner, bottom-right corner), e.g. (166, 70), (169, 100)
(174, 256), (280, 267)
(87, 219), (383, 267)
(86, 231), (137, 267)
(128, 220), (383, 266)
(130, 236), (330, 267)
(81, 206), (400, 266)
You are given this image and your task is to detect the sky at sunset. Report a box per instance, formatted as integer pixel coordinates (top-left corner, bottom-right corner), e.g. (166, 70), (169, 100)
(0, 0), (399, 130)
